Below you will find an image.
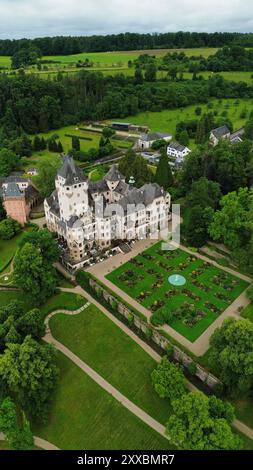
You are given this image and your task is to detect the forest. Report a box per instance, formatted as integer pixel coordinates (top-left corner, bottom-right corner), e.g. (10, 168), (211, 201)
(0, 71), (253, 138)
(1, 31), (253, 56)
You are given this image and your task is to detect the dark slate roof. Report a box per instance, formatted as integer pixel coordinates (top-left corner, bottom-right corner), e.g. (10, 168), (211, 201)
(211, 126), (230, 139)
(4, 182), (23, 198)
(168, 142), (188, 152)
(140, 132), (172, 142)
(104, 165), (124, 182)
(58, 155), (87, 186)
(46, 190), (60, 217)
(230, 128), (245, 141)
(25, 184), (40, 203)
(114, 180), (129, 195)
(118, 183), (164, 212)
(89, 179), (109, 194)
(5, 175), (29, 184)
(67, 215), (83, 228)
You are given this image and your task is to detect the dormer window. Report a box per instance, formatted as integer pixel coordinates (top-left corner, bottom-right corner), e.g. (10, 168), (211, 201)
(74, 177), (79, 182)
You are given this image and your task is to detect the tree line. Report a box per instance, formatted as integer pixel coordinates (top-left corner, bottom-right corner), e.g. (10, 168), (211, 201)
(0, 71), (253, 139)
(2, 32), (253, 56)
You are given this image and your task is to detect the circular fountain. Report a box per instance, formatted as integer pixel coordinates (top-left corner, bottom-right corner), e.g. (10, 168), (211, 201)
(168, 274), (186, 286)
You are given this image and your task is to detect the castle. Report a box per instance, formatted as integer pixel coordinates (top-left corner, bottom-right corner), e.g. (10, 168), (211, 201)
(44, 156), (171, 268)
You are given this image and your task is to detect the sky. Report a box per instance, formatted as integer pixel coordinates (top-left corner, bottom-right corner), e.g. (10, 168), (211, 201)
(0, 0), (253, 39)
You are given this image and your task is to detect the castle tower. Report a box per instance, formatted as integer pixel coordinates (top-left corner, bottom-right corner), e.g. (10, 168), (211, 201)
(3, 182), (29, 225)
(104, 165), (125, 191)
(56, 156), (89, 222)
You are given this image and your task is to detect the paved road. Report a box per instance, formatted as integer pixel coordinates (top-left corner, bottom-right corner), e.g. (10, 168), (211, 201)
(0, 432), (59, 450)
(87, 241), (251, 356)
(60, 286), (253, 441)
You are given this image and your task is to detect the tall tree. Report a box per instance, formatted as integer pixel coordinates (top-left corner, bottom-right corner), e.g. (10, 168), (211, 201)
(151, 357), (186, 401)
(209, 317), (253, 396)
(167, 392), (242, 450)
(13, 242), (57, 305)
(33, 157), (61, 198)
(155, 150), (173, 189)
(0, 336), (59, 420)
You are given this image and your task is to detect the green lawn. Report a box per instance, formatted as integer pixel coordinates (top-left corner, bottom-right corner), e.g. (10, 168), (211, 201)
(106, 243), (248, 342)
(33, 352), (172, 450)
(39, 292), (86, 318)
(0, 227), (36, 272)
(0, 290), (86, 319)
(112, 98), (253, 138)
(241, 303), (253, 322)
(49, 304), (172, 424)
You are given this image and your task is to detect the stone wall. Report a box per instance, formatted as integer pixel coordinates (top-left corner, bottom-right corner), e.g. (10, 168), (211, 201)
(89, 277), (220, 389)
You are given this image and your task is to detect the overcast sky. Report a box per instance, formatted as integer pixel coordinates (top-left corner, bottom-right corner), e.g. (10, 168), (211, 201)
(0, 0), (253, 39)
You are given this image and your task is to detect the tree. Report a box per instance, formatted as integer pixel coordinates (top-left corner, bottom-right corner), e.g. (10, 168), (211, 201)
(244, 119), (253, 140)
(183, 205), (214, 247)
(0, 148), (20, 177)
(0, 397), (34, 450)
(167, 392), (242, 450)
(178, 130), (189, 147)
(0, 218), (21, 240)
(57, 140), (63, 153)
(9, 135), (33, 157)
(13, 242), (57, 305)
(17, 308), (45, 341)
(119, 150), (153, 187)
(209, 317), (253, 396)
(145, 62), (157, 82)
(155, 150), (173, 189)
(72, 136), (80, 151)
(134, 66), (143, 84)
(151, 357), (186, 401)
(0, 336), (59, 420)
(33, 157), (61, 198)
(18, 229), (60, 264)
(102, 127), (115, 138)
(208, 188), (253, 265)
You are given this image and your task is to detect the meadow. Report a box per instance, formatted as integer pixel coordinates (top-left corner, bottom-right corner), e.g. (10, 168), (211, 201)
(0, 47), (218, 69)
(111, 97), (253, 138)
(33, 352), (172, 450)
(49, 303), (172, 424)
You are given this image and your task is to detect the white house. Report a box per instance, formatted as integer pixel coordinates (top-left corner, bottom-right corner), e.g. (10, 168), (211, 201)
(167, 142), (191, 166)
(138, 132), (172, 150)
(44, 156), (171, 269)
(210, 126), (245, 146)
(210, 126), (231, 146)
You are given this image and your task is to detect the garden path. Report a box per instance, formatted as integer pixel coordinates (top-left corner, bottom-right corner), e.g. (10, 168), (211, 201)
(86, 241), (251, 356)
(58, 286), (253, 440)
(0, 432), (59, 450)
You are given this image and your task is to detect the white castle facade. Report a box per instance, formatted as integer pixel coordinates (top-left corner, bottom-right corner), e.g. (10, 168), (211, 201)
(44, 156), (171, 267)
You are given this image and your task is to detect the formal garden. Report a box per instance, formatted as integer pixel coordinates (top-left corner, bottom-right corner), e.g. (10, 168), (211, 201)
(106, 242), (249, 342)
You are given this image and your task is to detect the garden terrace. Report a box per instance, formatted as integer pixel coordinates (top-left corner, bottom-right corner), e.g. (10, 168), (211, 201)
(106, 242), (249, 342)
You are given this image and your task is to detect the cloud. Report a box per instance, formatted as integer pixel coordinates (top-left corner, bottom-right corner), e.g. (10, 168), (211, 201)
(0, 0), (252, 39)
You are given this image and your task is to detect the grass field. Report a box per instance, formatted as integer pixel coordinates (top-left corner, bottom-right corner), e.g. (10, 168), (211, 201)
(0, 226), (36, 272)
(241, 302), (253, 322)
(33, 351), (172, 450)
(49, 304), (172, 424)
(21, 125), (131, 173)
(106, 243), (248, 342)
(0, 289), (86, 318)
(0, 48), (218, 70)
(111, 97), (253, 138)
